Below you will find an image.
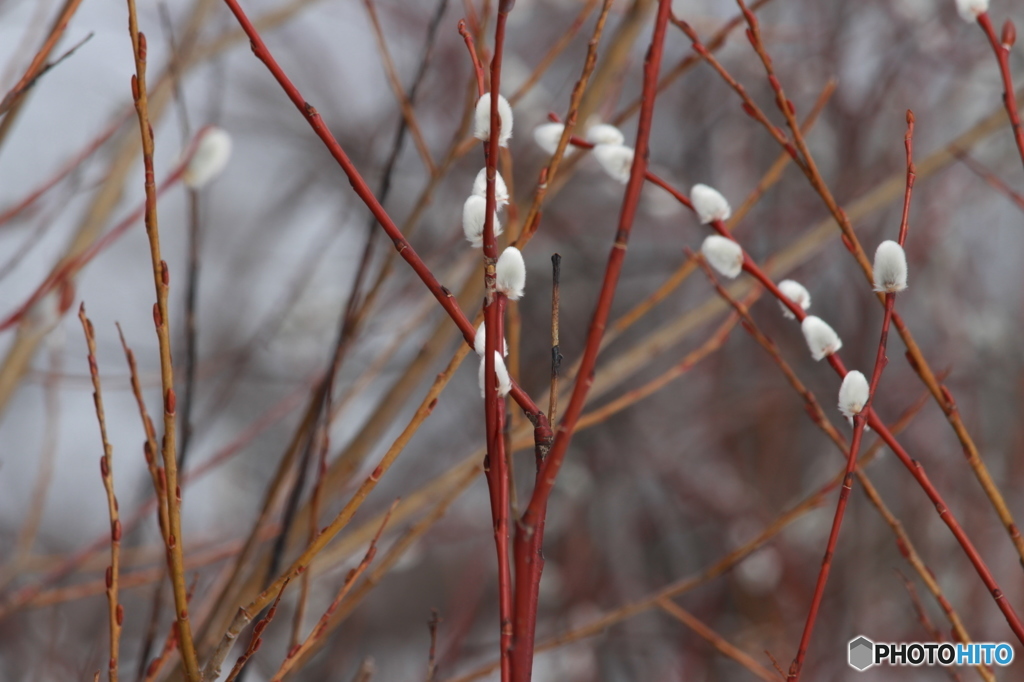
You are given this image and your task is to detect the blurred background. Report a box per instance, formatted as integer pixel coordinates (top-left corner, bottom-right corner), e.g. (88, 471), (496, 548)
(1, 0), (1023, 679)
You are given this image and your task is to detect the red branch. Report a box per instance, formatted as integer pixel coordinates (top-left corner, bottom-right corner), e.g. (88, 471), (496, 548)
(976, 13), (1024, 172)
(480, 6), (514, 678)
(788, 112), (917, 681)
(511, 2), (673, 680)
(653, 146), (1024, 651)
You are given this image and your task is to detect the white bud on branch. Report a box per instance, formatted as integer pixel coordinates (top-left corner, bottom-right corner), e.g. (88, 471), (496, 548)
(473, 93), (513, 147)
(183, 127), (232, 189)
(585, 123), (625, 147)
(778, 279), (811, 319)
(479, 351), (512, 397)
(533, 123), (567, 155)
(872, 240), (908, 293)
(838, 370), (870, 420)
(801, 315), (843, 361)
(956, 0), (989, 22)
(472, 168), (509, 208)
(701, 235), (744, 279)
(691, 183), (731, 224)
(495, 246), (526, 300)
(592, 144), (634, 184)
(463, 195), (502, 248)
(474, 322), (509, 357)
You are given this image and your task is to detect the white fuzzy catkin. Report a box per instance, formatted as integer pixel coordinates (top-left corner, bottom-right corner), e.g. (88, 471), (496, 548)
(956, 0), (989, 22)
(592, 144), (634, 183)
(462, 195), (502, 248)
(585, 123), (625, 147)
(479, 351), (513, 397)
(473, 93), (513, 147)
(183, 127), (232, 189)
(495, 246), (526, 300)
(801, 315), (843, 361)
(690, 183), (731, 224)
(701, 235), (744, 279)
(838, 370), (870, 420)
(474, 322), (508, 357)
(778, 279), (811, 319)
(533, 123), (566, 155)
(472, 168), (509, 207)
(872, 240), (908, 293)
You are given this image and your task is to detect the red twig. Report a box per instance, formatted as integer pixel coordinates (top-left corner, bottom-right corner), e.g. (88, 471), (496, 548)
(0, 139), (204, 333)
(480, 4), (514, 678)
(510, 2), (673, 680)
(0, 0), (85, 115)
(976, 13), (1024, 173)
(0, 108), (128, 229)
(458, 20), (486, 97)
(789, 113), (915, 681)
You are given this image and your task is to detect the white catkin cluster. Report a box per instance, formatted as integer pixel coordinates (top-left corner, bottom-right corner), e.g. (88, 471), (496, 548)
(872, 240), (908, 293)
(838, 370), (870, 420)
(801, 315), (843, 361)
(585, 124), (625, 146)
(496, 246), (526, 300)
(690, 184), (731, 224)
(778, 279), (811, 319)
(533, 122), (569, 156)
(701, 235), (744, 279)
(183, 127), (232, 189)
(479, 351), (512, 397)
(462, 195), (502, 248)
(475, 322), (508, 357)
(472, 168), (509, 208)
(956, 0), (989, 22)
(473, 93), (513, 147)
(585, 123), (634, 184)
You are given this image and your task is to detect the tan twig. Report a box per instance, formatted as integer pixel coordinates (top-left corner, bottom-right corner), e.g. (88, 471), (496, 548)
(280, 467), (477, 674)
(657, 599), (783, 682)
(78, 304), (122, 682)
(269, 502), (397, 681)
(508, 0), (599, 105)
(123, 1), (198, 676)
(223, 579), (291, 682)
(203, 343), (472, 680)
(361, 0), (435, 174)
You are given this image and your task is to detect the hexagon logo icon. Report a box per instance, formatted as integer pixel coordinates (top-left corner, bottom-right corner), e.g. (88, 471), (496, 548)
(849, 636), (874, 671)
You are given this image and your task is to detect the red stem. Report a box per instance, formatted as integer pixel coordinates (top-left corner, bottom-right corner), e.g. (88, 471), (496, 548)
(789, 112), (915, 680)
(511, 2), (673, 680)
(481, 7), (513, 680)
(977, 13), (1024, 173)
(788, 294), (895, 681)
(458, 20), (486, 97)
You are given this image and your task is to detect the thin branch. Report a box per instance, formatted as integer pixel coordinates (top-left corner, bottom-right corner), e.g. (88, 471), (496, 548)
(269, 503), (397, 682)
(976, 12), (1024, 172)
(511, 3), (672, 680)
(658, 599), (783, 682)
(122, 3), (198, 676)
(79, 304), (122, 682)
